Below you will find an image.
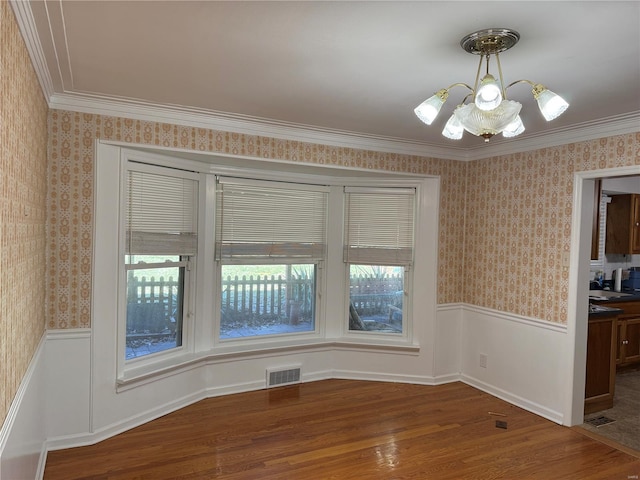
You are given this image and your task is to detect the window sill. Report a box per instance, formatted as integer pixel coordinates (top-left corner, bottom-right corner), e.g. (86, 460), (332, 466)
(116, 337), (420, 392)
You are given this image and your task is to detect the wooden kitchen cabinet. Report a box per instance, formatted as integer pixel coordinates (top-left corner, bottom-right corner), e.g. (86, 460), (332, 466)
(598, 300), (640, 369)
(605, 194), (640, 254)
(616, 317), (640, 366)
(584, 313), (617, 414)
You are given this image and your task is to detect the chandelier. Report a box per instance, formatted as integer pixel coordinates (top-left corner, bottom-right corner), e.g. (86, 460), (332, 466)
(414, 28), (569, 142)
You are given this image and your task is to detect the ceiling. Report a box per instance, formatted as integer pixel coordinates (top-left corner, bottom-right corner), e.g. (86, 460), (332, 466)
(14, 1), (640, 160)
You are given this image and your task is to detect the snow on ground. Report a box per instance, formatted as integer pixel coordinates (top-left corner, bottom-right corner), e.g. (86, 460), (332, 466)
(126, 315), (400, 359)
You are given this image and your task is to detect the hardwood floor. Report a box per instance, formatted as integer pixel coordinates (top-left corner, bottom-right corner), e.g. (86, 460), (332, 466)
(44, 380), (640, 479)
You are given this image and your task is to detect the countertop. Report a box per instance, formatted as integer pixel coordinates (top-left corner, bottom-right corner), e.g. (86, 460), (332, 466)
(588, 304), (624, 319)
(588, 290), (640, 303)
(588, 289), (640, 318)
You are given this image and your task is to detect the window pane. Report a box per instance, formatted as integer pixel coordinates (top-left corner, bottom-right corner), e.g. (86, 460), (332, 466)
(348, 265), (403, 333)
(126, 255), (184, 359)
(220, 264), (315, 339)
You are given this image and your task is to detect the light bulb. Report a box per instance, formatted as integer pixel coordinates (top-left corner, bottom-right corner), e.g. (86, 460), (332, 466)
(474, 74), (503, 111)
(532, 84), (569, 121)
(414, 89), (449, 125)
(442, 109), (464, 139)
(502, 115), (525, 137)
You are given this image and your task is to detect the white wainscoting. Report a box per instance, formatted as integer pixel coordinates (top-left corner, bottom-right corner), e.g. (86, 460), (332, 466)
(433, 303), (463, 383)
(458, 304), (568, 424)
(0, 334), (47, 480)
(45, 329), (92, 450)
(2, 303), (571, 480)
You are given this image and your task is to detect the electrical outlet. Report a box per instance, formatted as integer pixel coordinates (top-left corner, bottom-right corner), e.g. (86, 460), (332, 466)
(479, 353), (488, 368)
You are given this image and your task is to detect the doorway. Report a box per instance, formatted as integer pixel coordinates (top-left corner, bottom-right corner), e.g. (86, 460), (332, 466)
(568, 167), (640, 436)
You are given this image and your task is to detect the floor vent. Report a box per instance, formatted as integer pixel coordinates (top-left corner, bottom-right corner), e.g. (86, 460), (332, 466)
(267, 366), (301, 388)
(585, 415), (616, 427)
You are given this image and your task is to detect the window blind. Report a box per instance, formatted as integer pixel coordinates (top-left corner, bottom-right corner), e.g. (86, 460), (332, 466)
(126, 168), (198, 255)
(590, 193), (608, 269)
(215, 177), (328, 260)
(344, 187), (415, 265)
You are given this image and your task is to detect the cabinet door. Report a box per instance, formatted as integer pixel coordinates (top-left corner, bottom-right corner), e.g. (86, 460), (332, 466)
(632, 194), (640, 254)
(606, 194), (640, 254)
(624, 318), (640, 365)
(585, 316), (616, 413)
(585, 318), (615, 397)
(616, 321), (624, 365)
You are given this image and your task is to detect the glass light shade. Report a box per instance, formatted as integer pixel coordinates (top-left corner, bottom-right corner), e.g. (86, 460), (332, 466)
(442, 110), (464, 140)
(454, 100), (522, 137)
(533, 85), (569, 121)
(502, 115), (525, 138)
(414, 89), (448, 125)
(474, 74), (503, 111)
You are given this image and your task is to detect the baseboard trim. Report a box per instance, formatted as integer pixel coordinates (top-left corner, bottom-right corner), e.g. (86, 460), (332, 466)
(0, 333), (47, 480)
(203, 380), (265, 398)
(432, 373), (461, 384)
(460, 374), (564, 424)
(47, 389), (206, 451)
(331, 370), (441, 386)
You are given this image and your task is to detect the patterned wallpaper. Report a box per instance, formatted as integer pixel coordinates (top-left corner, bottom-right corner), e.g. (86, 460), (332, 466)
(464, 137), (640, 322)
(46, 111), (467, 328)
(45, 111), (640, 331)
(0, 1), (49, 426)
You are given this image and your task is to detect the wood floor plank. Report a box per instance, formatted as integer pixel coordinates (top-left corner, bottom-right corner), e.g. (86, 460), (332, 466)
(44, 380), (640, 479)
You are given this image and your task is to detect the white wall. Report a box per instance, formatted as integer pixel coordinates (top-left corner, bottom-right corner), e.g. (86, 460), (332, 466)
(45, 330), (91, 450)
(459, 306), (567, 423)
(602, 175), (640, 195)
(0, 336), (47, 480)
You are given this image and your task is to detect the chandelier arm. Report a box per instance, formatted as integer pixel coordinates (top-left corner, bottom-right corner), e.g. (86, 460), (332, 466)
(505, 79), (536, 91)
(495, 52), (507, 99)
(444, 82), (474, 93)
(472, 54), (483, 98)
(461, 92), (474, 105)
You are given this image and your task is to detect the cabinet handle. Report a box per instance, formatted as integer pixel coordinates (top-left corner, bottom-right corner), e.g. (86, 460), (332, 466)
(622, 340), (629, 345)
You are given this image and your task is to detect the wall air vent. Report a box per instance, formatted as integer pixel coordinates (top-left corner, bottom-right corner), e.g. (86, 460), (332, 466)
(266, 366), (302, 388)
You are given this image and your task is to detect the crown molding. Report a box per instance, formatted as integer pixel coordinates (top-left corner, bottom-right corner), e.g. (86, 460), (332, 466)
(475, 112), (640, 160)
(9, 0), (55, 99)
(48, 93), (640, 162)
(48, 92), (470, 160)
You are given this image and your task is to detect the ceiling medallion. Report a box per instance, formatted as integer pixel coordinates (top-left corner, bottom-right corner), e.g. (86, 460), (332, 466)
(414, 28), (569, 142)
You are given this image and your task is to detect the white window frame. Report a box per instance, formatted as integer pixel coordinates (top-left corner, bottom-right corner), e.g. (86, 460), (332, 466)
(212, 176), (330, 346)
(342, 185), (417, 342)
(117, 157), (201, 376)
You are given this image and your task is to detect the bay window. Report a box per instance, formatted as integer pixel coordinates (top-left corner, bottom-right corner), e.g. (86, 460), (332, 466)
(108, 146), (428, 381)
(215, 177), (328, 340)
(344, 187), (415, 335)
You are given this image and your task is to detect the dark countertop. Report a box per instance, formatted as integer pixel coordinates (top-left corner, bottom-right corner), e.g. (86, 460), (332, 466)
(588, 290), (640, 303)
(588, 289), (640, 318)
(588, 304), (624, 319)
